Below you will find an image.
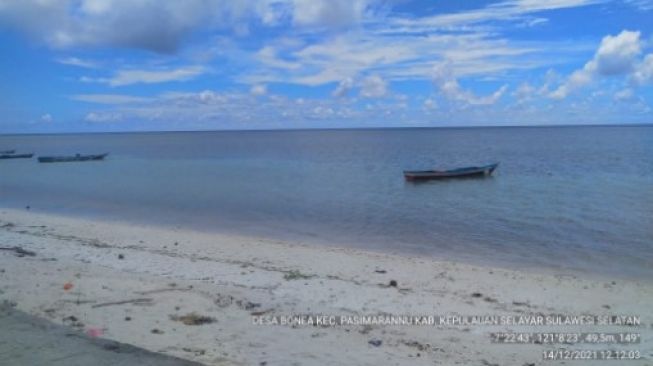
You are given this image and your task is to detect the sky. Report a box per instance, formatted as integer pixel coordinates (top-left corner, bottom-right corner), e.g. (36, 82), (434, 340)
(0, 0), (652, 133)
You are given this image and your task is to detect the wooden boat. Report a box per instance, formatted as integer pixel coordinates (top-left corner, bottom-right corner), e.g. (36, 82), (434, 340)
(0, 153), (34, 159)
(404, 163), (499, 181)
(0, 150), (15, 154)
(37, 153), (108, 163)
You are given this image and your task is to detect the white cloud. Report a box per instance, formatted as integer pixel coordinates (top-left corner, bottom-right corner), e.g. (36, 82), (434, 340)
(359, 74), (387, 98)
(0, 1), (213, 53)
(250, 84), (268, 96)
(613, 88), (635, 102)
(247, 31), (555, 89)
(291, 0), (370, 28)
(85, 112), (124, 123)
(332, 77), (354, 98)
(624, 0), (653, 11)
(256, 45), (302, 70)
(310, 105), (335, 118)
(0, 0), (377, 53)
(74, 89), (423, 129)
(423, 98), (437, 110)
(513, 82), (535, 103)
(590, 30), (641, 75)
(631, 53), (653, 85)
(2, 0), (596, 99)
(388, 0), (602, 33)
(93, 66), (207, 87)
(71, 94), (153, 104)
(56, 57), (99, 68)
(549, 68), (593, 99)
(550, 30), (642, 99)
(432, 63), (507, 105)
(40, 113), (52, 122)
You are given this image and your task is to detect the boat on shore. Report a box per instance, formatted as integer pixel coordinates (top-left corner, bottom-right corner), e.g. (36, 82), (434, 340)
(37, 153), (108, 163)
(404, 163), (499, 181)
(0, 150), (15, 154)
(0, 153), (34, 160)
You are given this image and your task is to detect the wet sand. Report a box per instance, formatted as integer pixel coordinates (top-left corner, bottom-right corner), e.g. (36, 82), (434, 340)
(0, 208), (651, 365)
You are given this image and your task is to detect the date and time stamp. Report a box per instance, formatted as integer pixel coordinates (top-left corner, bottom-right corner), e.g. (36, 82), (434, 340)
(490, 332), (643, 361)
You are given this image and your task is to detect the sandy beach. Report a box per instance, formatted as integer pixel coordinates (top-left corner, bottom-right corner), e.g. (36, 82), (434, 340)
(0, 207), (651, 365)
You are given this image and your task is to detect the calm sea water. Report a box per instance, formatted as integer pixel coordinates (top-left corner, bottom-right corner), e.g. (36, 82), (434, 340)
(1, 126), (652, 279)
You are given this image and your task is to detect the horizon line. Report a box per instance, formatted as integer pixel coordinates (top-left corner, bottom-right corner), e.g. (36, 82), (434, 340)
(1, 122), (652, 137)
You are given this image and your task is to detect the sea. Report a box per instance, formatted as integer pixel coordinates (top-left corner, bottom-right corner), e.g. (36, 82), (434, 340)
(1, 126), (651, 279)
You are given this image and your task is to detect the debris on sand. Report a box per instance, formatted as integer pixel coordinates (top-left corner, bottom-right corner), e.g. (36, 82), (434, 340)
(63, 282), (74, 291)
(0, 246), (36, 257)
(388, 280), (398, 287)
(368, 339), (383, 347)
(182, 347), (206, 356)
(283, 270), (315, 280)
(63, 315), (84, 328)
(250, 309), (272, 316)
(374, 269), (387, 274)
(151, 328), (164, 334)
(359, 325), (373, 335)
(471, 292), (483, 298)
(170, 312), (216, 326)
(86, 328), (104, 338)
(481, 360), (499, 366)
(91, 298), (153, 308)
(118, 254), (124, 260)
(402, 340), (429, 351)
(235, 299), (261, 310)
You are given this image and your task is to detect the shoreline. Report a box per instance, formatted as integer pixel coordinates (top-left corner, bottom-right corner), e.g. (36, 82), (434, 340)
(1, 208), (651, 365)
(0, 204), (645, 283)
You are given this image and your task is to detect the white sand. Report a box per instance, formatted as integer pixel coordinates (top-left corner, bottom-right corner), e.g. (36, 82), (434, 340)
(0, 208), (651, 365)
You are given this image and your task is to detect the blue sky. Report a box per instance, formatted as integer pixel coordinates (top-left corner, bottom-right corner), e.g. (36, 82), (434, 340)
(1, 0), (652, 132)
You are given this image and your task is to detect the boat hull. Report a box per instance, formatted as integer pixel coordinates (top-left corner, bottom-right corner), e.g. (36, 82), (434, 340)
(37, 153), (108, 163)
(0, 153), (34, 159)
(404, 163), (498, 181)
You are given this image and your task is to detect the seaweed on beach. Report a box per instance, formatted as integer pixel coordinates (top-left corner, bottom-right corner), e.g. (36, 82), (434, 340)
(170, 312), (216, 326)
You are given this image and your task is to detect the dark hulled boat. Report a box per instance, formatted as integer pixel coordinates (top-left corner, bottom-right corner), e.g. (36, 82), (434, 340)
(404, 163), (499, 181)
(38, 153), (108, 163)
(0, 153), (34, 159)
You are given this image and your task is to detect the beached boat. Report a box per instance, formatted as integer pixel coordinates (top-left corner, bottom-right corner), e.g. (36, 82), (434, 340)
(0, 150), (15, 154)
(404, 163), (499, 181)
(0, 153), (34, 159)
(37, 153), (108, 163)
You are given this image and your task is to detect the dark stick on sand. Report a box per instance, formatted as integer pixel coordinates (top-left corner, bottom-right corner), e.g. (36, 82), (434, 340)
(0, 247), (36, 257)
(91, 298), (153, 308)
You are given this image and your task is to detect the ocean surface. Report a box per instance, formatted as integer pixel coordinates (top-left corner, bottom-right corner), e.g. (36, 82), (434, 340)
(1, 126), (652, 279)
